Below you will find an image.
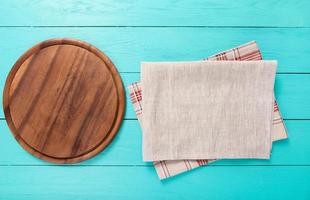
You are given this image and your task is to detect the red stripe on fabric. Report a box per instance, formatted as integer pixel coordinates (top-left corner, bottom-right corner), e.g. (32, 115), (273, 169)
(273, 118), (283, 122)
(273, 121), (284, 125)
(184, 160), (189, 170)
(236, 47), (242, 60)
(159, 161), (168, 178)
(274, 102), (280, 112)
(133, 83), (143, 112)
(187, 160), (193, 169)
(239, 51), (261, 60)
(163, 161), (171, 177)
(207, 42), (258, 61)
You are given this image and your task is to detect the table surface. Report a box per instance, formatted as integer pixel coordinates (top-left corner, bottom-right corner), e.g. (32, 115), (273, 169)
(0, 1), (309, 199)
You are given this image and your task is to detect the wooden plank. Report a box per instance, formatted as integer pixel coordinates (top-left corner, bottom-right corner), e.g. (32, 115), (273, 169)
(1, 73), (310, 119)
(0, 0), (309, 27)
(0, 120), (309, 165)
(0, 28), (310, 118)
(1, 27), (309, 73)
(274, 74), (310, 119)
(0, 165), (309, 199)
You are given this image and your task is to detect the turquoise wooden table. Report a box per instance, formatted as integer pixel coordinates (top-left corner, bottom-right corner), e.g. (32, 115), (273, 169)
(1, 1), (310, 199)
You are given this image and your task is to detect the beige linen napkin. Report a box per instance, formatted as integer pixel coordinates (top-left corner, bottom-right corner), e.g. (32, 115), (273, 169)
(141, 61), (277, 161)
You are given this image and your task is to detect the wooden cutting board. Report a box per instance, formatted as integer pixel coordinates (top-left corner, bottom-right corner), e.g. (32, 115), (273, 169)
(3, 38), (125, 163)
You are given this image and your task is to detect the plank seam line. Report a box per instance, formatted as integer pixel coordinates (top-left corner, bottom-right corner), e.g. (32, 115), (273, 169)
(1, 118), (310, 121)
(0, 26), (309, 28)
(0, 164), (309, 167)
(120, 72), (310, 74)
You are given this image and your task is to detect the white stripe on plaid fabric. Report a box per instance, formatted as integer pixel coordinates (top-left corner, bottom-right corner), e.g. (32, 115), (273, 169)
(128, 41), (288, 179)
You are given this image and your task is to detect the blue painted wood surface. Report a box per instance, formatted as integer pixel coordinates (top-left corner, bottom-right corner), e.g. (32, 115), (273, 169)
(0, 1), (309, 199)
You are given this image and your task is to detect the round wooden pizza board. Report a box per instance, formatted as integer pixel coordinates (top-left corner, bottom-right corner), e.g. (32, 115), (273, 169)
(3, 38), (125, 163)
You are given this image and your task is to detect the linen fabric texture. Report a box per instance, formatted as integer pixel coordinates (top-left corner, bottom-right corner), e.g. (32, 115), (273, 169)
(141, 61), (277, 161)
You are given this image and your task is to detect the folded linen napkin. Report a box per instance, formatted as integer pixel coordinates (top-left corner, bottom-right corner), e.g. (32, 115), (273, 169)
(128, 41), (288, 179)
(141, 61), (277, 161)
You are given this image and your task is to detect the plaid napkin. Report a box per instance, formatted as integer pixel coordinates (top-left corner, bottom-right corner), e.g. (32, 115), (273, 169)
(128, 41), (288, 179)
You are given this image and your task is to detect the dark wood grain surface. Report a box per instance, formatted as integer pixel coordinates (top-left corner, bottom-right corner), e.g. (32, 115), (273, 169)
(3, 38), (125, 163)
